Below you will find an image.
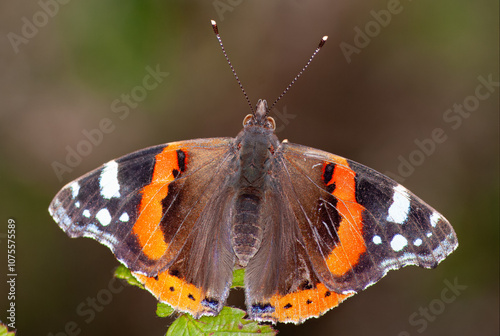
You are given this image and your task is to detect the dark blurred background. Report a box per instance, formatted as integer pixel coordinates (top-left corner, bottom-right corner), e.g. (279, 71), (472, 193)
(1, 0), (498, 335)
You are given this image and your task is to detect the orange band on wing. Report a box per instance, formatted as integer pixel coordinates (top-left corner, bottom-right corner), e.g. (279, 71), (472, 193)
(133, 269), (208, 317)
(324, 157), (366, 276)
(133, 143), (186, 260)
(267, 283), (353, 323)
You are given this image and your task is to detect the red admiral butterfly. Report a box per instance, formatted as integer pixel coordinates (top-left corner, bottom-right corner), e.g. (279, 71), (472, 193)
(49, 20), (458, 323)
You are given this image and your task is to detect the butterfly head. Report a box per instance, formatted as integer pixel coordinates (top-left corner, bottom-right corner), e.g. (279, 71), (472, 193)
(242, 99), (276, 130)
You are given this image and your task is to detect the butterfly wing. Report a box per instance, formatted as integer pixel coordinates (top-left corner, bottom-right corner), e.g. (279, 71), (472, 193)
(245, 181), (354, 323)
(49, 138), (239, 317)
(245, 141), (458, 323)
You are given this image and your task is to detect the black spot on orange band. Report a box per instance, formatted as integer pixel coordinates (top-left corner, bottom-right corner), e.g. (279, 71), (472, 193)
(176, 149), (186, 173)
(326, 182), (336, 194)
(323, 163), (335, 185)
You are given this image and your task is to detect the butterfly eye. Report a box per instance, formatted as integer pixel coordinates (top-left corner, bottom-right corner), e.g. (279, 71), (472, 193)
(243, 114), (253, 126)
(266, 117), (276, 130)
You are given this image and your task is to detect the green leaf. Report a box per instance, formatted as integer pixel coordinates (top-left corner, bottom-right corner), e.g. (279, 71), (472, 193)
(114, 265), (144, 289)
(156, 302), (176, 318)
(116, 265), (274, 335)
(231, 268), (245, 288)
(166, 307), (277, 336)
(0, 323), (15, 336)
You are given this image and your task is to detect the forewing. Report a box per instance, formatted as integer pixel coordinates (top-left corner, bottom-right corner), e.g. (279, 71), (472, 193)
(49, 138), (238, 317)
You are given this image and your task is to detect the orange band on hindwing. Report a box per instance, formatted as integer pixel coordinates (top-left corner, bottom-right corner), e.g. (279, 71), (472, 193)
(132, 143), (187, 260)
(133, 269), (208, 317)
(324, 157), (366, 276)
(267, 283), (353, 323)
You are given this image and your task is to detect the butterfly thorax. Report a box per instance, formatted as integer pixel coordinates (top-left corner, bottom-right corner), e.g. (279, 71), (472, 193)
(232, 119), (279, 267)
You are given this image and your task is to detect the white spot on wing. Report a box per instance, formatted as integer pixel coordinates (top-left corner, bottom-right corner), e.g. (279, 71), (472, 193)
(390, 234), (408, 252)
(99, 160), (120, 199)
(427, 232), (432, 238)
(75, 201), (80, 208)
(96, 208), (112, 226)
(413, 238), (423, 246)
(83, 209), (91, 218)
(387, 185), (411, 224)
(119, 212), (129, 222)
(430, 211), (440, 227)
(372, 235), (382, 245)
(70, 181), (80, 199)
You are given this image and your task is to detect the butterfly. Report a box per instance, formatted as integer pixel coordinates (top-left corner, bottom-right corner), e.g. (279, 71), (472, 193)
(49, 20), (458, 324)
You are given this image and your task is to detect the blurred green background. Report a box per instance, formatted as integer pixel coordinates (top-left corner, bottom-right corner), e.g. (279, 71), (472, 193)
(0, 0), (498, 335)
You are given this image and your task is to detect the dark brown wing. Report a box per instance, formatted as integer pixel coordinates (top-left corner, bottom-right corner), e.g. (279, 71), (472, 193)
(50, 138), (239, 317)
(245, 141), (457, 323)
(245, 180), (353, 323)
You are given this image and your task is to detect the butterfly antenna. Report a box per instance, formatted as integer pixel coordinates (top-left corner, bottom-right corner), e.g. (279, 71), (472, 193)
(268, 35), (328, 113)
(211, 20), (254, 113)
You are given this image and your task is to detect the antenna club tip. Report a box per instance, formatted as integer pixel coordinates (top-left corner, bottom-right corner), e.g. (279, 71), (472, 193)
(318, 35), (328, 48)
(211, 20), (219, 34)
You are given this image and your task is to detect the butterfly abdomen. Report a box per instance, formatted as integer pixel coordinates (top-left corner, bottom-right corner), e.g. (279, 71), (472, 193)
(232, 190), (264, 267)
